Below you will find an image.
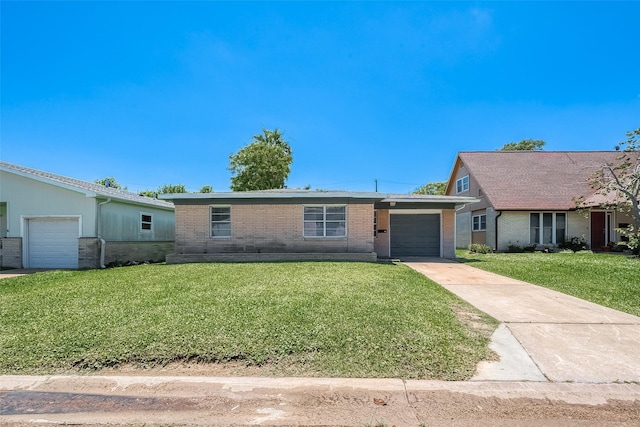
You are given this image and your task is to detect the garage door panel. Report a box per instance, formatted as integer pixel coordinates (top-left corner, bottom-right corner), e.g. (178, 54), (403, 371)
(27, 218), (79, 268)
(390, 214), (440, 257)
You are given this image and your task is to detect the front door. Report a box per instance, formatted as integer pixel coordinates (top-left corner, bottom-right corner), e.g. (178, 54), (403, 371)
(590, 212), (606, 250)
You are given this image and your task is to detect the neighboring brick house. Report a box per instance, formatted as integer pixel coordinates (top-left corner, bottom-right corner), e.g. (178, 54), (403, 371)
(160, 190), (477, 262)
(0, 161), (175, 269)
(445, 151), (636, 251)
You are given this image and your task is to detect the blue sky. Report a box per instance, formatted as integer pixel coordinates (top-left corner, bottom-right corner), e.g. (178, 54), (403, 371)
(2, 1), (639, 194)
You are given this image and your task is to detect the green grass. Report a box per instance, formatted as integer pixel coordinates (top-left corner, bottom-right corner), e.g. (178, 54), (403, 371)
(0, 262), (497, 380)
(457, 250), (640, 316)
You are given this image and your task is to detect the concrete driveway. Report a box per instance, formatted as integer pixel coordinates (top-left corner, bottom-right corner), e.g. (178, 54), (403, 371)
(0, 269), (51, 279)
(404, 258), (640, 383)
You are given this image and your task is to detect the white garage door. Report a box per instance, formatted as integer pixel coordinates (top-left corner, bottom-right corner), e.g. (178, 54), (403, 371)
(27, 218), (79, 268)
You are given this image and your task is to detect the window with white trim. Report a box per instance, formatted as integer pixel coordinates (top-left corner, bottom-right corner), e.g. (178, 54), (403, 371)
(140, 212), (153, 233)
(456, 175), (469, 194)
(530, 212), (566, 245)
(211, 206), (231, 238)
(304, 205), (346, 237)
(472, 214), (486, 231)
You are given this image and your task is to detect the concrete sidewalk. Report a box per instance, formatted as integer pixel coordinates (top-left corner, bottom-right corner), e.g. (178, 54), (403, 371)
(404, 258), (640, 383)
(0, 269), (52, 279)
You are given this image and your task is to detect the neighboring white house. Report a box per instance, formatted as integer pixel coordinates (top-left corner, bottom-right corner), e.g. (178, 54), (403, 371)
(445, 151), (637, 252)
(0, 161), (175, 269)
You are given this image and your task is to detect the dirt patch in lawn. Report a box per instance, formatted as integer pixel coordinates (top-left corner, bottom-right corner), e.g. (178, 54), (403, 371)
(451, 303), (496, 335)
(93, 360), (279, 377)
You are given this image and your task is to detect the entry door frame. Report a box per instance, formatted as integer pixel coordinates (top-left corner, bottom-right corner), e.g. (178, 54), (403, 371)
(590, 210), (614, 250)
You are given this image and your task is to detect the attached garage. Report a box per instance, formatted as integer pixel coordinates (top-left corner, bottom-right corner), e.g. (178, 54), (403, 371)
(390, 213), (441, 258)
(25, 217), (79, 268)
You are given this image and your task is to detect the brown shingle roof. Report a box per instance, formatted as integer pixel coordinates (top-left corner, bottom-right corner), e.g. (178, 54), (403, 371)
(458, 151), (623, 210)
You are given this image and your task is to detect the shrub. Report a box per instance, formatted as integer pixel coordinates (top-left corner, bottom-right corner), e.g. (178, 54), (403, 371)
(611, 242), (626, 253)
(558, 236), (588, 252)
(506, 241), (537, 253)
(469, 243), (493, 254)
(507, 243), (523, 253)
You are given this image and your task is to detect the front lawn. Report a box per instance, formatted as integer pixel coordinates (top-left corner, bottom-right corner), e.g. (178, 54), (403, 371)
(0, 262), (497, 380)
(457, 251), (640, 316)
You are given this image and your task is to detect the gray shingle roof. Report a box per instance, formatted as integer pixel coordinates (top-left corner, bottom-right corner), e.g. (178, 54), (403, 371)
(456, 151), (626, 210)
(0, 161), (174, 210)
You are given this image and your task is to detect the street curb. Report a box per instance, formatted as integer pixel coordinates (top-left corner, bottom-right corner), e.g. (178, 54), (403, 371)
(3, 375), (640, 405)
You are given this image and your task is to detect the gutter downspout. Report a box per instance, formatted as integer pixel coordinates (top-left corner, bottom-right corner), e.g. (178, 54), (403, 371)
(97, 198), (112, 269)
(494, 210), (502, 252)
(453, 207), (457, 256)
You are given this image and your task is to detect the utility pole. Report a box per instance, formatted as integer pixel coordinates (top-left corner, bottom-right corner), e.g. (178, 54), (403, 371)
(374, 179), (378, 192)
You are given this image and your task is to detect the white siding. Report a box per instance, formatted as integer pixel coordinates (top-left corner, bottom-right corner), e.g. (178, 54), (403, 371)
(100, 201), (174, 241)
(0, 202), (7, 238)
(1, 171), (95, 237)
(455, 211), (472, 248)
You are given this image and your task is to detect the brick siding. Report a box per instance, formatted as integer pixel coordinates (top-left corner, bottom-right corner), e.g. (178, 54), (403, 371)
(496, 211), (529, 251)
(442, 209), (456, 258)
(373, 209), (390, 257)
(174, 203), (374, 256)
(78, 238), (101, 269)
(105, 241), (174, 264)
(0, 237), (22, 268)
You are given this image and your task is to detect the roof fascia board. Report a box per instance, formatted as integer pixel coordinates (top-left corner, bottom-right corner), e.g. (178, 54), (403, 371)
(94, 196), (175, 211)
(381, 196), (479, 204)
(161, 191), (385, 201)
(444, 154), (463, 195)
(452, 153), (498, 210)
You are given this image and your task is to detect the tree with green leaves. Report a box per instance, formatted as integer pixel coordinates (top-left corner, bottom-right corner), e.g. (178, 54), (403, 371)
(413, 181), (447, 195)
(139, 190), (156, 198)
(94, 177), (124, 189)
(199, 185), (213, 193)
(499, 139), (546, 151)
(139, 183), (188, 198)
(157, 184), (187, 194)
(584, 127), (640, 253)
(228, 128), (293, 191)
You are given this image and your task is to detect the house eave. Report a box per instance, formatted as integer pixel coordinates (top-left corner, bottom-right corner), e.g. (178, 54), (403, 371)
(160, 190), (384, 200)
(492, 206), (580, 211)
(381, 195), (479, 205)
(160, 191), (479, 207)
